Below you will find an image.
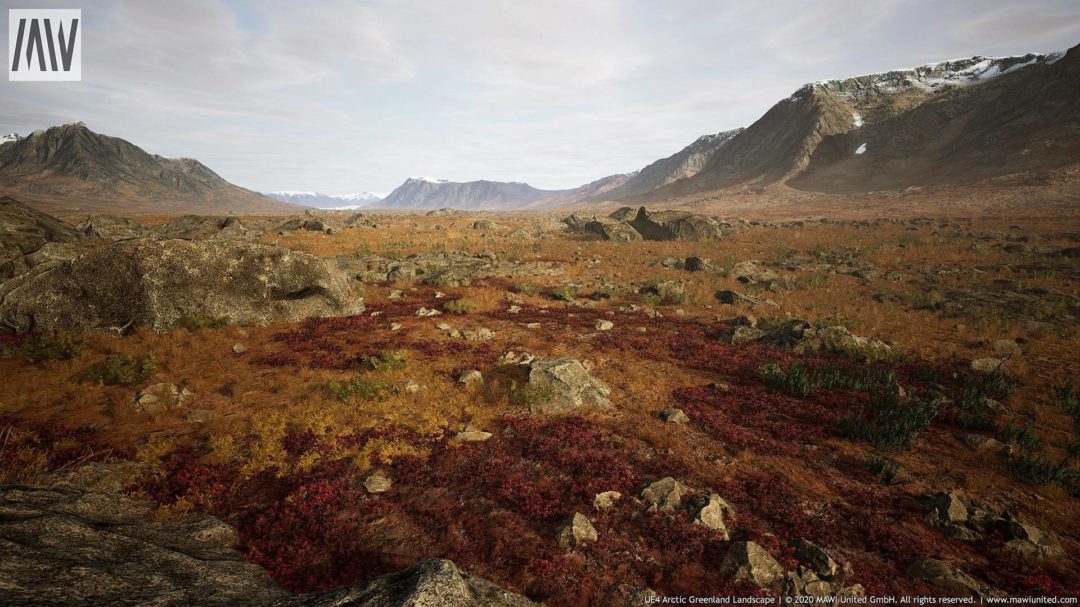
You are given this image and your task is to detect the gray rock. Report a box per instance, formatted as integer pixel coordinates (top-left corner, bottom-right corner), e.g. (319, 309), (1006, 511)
(793, 538), (840, 579)
(731, 326), (766, 345)
(363, 473), (392, 494)
(640, 477), (687, 513)
(0, 196), (85, 269)
(457, 370), (484, 385)
(556, 513), (598, 548)
(793, 326), (892, 362)
(689, 493), (734, 540)
(906, 557), (987, 598)
(630, 207), (725, 241)
(0, 239), (363, 333)
(526, 358), (612, 414)
(593, 491), (622, 510)
(659, 407), (689, 424)
(78, 214), (153, 241)
(595, 319), (614, 331)
(719, 541), (785, 589)
(585, 218), (643, 242)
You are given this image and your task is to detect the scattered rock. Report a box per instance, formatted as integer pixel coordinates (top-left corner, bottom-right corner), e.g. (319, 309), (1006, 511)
(906, 557), (987, 597)
(659, 407), (689, 424)
(593, 491), (622, 511)
(640, 477), (687, 513)
(526, 358), (612, 415)
(556, 513), (598, 548)
(363, 473), (392, 494)
(232, 343), (247, 354)
(688, 493), (734, 539)
(970, 358), (1006, 374)
(457, 369), (484, 385)
(793, 539), (840, 579)
(684, 256), (713, 272)
(730, 326), (766, 345)
(595, 319), (614, 331)
(793, 326), (892, 362)
(719, 541), (785, 589)
(133, 383), (194, 415)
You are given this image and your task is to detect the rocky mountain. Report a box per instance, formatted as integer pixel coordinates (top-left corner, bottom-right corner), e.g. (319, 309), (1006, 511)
(0, 122), (297, 215)
(590, 129), (743, 201)
(377, 177), (571, 210)
(266, 191), (383, 209)
(623, 46), (1080, 202)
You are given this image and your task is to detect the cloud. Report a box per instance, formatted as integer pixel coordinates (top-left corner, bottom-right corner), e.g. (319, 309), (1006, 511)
(1, 0), (1077, 194)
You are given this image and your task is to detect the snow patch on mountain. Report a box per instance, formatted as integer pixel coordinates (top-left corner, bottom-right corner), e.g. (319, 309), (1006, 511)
(0, 133), (21, 145)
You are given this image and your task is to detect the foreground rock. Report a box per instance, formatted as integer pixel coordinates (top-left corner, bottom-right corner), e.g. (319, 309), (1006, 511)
(525, 358), (613, 414)
(78, 214), (153, 240)
(0, 474), (535, 607)
(563, 207), (733, 242)
(720, 541), (785, 589)
(0, 196), (86, 268)
(0, 239), (363, 333)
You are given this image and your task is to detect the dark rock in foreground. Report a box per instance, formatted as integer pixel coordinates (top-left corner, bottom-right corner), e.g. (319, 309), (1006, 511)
(0, 477), (535, 607)
(0, 239), (363, 333)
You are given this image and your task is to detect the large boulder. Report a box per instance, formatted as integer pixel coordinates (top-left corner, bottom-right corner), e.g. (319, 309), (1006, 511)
(154, 215), (250, 240)
(526, 358), (613, 414)
(0, 239), (364, 333)
(0, 476), (535, 607)
(585, 218), (642, 242)
(719, 541), (786, 589)
(0, 484), (287, 606)
(629, 207), (725, 241)
(0, 196), (85, 266)
(78, 214), (153, 241)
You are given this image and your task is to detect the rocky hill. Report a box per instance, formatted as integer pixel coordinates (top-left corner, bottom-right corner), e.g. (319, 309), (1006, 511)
(0, 123), (297, 215)
(621, 46), (1079, 202)
(378, 177), (568, 210)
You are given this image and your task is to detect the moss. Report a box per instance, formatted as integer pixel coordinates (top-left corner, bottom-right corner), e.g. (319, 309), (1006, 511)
(83, 352), (157, 386)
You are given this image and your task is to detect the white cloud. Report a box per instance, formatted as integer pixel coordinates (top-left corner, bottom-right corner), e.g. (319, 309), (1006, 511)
(1, 0), (1077, 193)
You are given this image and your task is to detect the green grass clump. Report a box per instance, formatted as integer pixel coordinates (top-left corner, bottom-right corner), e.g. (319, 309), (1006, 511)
(327, 376), (390, 402)
(514, 282), (540, 297)
(551, 285), (578, 301)
(839, 384), (938, 451)
(864, 455), (901, 484)
(3, 332), (84, 362)
(358, 350), (408, 372)
(443, 300), (476, 315)
(83, 353), (156, 386)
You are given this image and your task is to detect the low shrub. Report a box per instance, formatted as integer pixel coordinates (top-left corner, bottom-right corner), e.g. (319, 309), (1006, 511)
(3, 331), (84, 362)
(443, 300), (476, 314)
(82, 352), (156, 386)
(357, 349), (407, 372)
(514, 282), (540, 296)
(326, 376), (390, 402)
(864, 455), (901, 484)
(839, 384), (938, 451)
(551, 285), (578, 301)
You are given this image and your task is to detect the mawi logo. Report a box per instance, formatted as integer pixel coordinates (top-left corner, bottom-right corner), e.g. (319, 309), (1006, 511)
(9, 9), (81, 81)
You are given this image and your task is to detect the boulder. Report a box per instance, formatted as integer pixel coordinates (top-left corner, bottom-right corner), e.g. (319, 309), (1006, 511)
(0, 239), (363, 333)
(630, 207), (725, 241)
(0, 196), (86, 267)
(363, 472), (392, 494)
(0, 473), (536, 607)
(526, 358), (612, 415)
(593, 491), (622, 510)
(133, 383), (194, 415)
(793, 326), (892, 362)
(906, 557), (987, 598)
(719, 541), (785, 589)
(688, 493), (734, 539)
(730, 326), (766, 345)
(970, 358), (1006, 374)
(595, 319), (614, 331)
(684, 256), (713, 272)
(640, 477), (687, 513)
(585, 218), (643, 242)
(155, 215), (250, 240)
(556, 513), (598, 548)
(562, 212), (595, 231)
(78, 214), (153, 240)
(659, 407), (689, 424)
(793, 539), (840, 579)
(608, 207), (637, 222)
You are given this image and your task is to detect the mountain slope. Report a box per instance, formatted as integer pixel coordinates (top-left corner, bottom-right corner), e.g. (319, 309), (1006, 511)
(266, 191), (383, 209)
(591, 129), (743, 201)
(378, 177), (576, 210)
(0, 123), (296, 215)
(628, 46), (1079, 201)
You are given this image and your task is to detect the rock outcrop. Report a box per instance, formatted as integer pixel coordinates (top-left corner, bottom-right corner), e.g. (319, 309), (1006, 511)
(0, 239), (363, 333)
(0, 477), (536, 607)
(525, 358), (613, 415)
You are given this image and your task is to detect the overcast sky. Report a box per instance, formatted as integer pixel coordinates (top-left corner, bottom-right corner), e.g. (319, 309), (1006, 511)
(2, 0), (1079, 195)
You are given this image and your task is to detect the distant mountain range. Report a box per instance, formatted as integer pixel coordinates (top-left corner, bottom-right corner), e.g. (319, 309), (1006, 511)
(2, 44), (1076, 215)
(265, 191), (383, 209)
(0, 122), (296, 215)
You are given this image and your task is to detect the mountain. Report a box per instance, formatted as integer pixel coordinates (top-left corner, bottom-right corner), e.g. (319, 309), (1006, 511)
(266, 191), (383, 209)
(0, 122), (297, 215)
(589, 129), (743, 201)
(377, 177), (574, 210)
(624, 46), (1080, 202)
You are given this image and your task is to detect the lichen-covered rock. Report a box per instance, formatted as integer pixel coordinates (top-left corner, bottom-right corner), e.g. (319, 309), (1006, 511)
(526, 358), (612, 414)
(907, 557), (988, 597)
(585, 218), (643, 242)
(719, 541), (785, 589)
(78, 214), (153, 241)
(556, 513), (598, 548)
(793, 326), (892, 361)
(689, 493), (734, 539)
(640, 477), (687, 513)
(0, 239), (363, 333)
(155, 214), (250, 240)
(630, 207), (725, 241)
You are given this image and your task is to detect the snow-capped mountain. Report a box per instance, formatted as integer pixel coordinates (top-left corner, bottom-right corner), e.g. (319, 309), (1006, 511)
(618, 45), (1080, 201)
(0, 133), (22, 146)
(265, 191), (384, 209)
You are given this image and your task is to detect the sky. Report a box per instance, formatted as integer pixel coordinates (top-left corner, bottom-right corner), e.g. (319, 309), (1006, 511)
(2, 0), (1079, 196)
